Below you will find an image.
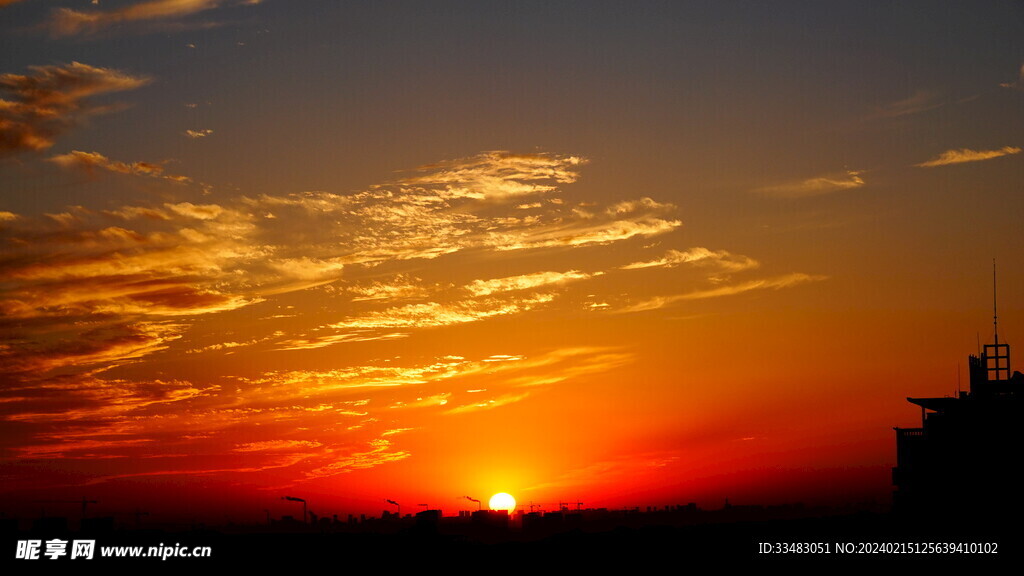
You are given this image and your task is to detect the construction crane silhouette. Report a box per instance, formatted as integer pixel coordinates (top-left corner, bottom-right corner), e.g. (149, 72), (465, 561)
(464, 496), (482, 510)
(281, 496), (307, 523)
(385, 499), (400, 517)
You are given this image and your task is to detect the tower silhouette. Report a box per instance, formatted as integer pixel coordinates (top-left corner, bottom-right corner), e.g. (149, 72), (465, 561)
(893, 271), (1024, 519)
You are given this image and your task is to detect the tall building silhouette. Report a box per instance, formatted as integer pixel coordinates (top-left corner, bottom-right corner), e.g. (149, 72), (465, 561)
(893, 322), (1024, 517)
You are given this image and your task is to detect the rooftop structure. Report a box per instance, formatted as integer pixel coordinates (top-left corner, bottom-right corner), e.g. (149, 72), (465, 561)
(893, 284), (1024, 518)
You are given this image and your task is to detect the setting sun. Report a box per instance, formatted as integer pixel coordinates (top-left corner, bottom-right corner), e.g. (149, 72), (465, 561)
(489, 493), (516, 513)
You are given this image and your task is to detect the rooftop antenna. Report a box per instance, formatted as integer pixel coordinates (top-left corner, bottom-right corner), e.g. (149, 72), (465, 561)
(984, 258), (1010, 381)
(281, 496), (307, 524)
(956, 362), (961, 396)
(994, 258), (999, 346)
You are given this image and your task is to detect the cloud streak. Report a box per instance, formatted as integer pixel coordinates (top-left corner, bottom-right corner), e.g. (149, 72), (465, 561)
(869, 91), (944, 119)
(465, 270), (590, 296)
(49, 150), (194, 184)
(617, 273), (825, 313)
(1000, 64), (1024, 91)
(756, 171), (865, 198)
(47, 0), (262, 38)
(915, 146), (1021, 168)
(0, 62), (149, 156)
(621, 247), (758, 273)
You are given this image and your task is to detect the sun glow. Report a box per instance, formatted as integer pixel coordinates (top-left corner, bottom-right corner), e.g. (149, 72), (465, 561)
(489, 492), (516, 513)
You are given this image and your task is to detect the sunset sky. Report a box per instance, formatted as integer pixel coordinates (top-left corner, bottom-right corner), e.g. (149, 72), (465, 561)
(2, 1), (1023, 522)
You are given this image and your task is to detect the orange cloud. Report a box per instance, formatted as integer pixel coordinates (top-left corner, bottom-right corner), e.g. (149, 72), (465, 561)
(617, 273), (825, 313)
(445, 391), (530, 414)
(491, 217), (681, 251)
(233, 440), (323, 452)
(465, 270), (590, 296)
(915, 146), (1021, 167)
(1, 150), (818, 494)
(327, 295), (556, 331)
(621, 247), (758, 272)
(757, 171), (865, 198)
(47, 0), (262, 37)
(303, 436), (411, 479)
(0, 62), (148, 156)
(399, 151), (586, 200)
(49, 150), (194, 185)
(347, 274), (434, 302)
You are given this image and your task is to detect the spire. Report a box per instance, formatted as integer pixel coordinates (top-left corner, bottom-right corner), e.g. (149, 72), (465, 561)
(993, 258), (999, 346)
(984, 258), (1010, 382)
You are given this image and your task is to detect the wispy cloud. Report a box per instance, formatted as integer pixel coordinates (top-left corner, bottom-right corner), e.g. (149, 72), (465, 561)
(617, 273), (825, 313)
(465, 270), (590, 296)
(185, 128), (214, 139)
(4, 377), (207, 424)
(605, 197), (676, 215)
(621, 247), (758, 273)
(756, 171), (865, 198)
(347, 275), (434, 302)
(390, 393), (451, 409)
(303, 436), (410, 479)
(399, 151), (586, 200)
(85, 453), (320, 484)
(0, 62), (148, 156)
(328, 295), (556, 331)
(47, 0), (262, 38)
(230, 357), (478, 400)
(233, 440), (322, 452)
(445, 391), (530, 414)
(491, 217), (680, 251)
(499, 347), (635, 387)
(1000, 64), (1024, 91)
(49, 150), (193, 184)
(915, 146), (1021, 168)
(870, 91), (944, 119)
(274, 331), (408, 351)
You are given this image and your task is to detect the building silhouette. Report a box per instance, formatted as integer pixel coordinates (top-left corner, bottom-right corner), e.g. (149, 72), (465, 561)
(893, 323), (1024, 518)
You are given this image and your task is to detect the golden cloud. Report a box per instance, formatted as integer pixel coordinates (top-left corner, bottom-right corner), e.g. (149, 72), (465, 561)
(915, 146), (1021, 167)
(757, 171), (865, 198)
(621, 247), (758, 272)
(47, 0), (261, 37)
(618, 273), (825, 313)
(465, 270), (590, 296)
(0, 62), (149, 156)
(49, 150), (195, 185)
